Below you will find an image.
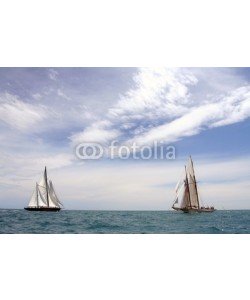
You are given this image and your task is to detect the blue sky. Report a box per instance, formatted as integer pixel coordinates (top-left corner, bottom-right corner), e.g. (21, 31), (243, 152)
(0, 68), (250, 209)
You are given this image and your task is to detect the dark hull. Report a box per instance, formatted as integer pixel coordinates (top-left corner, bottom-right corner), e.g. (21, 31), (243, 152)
(24, 207), (61, 212)
(173, 207), (216, 213)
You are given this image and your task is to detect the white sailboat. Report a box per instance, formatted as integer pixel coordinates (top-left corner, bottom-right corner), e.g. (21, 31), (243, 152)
(24, 167), (63, 212)
(172, 156), (215, 213)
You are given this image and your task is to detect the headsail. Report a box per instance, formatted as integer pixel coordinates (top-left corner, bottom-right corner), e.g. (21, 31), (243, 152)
(28, 184), (38, 207)
(173, 172), (190, 209)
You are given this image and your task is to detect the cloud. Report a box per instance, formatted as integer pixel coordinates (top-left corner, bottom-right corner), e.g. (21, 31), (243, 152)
(0, 93), (47, 132)
(57, 89), (71, 101)
(48, 68), (58, 81)
(70, 120), (120, 145)
(130, 85), (250, 146)
(0, 151), (74, 183)
(210, 86), (250, 127)
(108, 67), (197, 119)
(70, 68), (250, 149)
(0, 91), (95, 137)
(32, 93), (42, 100)
(70, 68), (198, 145)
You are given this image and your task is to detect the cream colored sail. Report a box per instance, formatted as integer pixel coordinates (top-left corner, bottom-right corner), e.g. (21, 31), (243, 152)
(186, 157), (199, 208)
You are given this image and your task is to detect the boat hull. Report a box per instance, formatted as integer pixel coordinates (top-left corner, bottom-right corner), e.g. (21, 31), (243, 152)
(172, 207), (216, 213)
(24, 207), (61, 212)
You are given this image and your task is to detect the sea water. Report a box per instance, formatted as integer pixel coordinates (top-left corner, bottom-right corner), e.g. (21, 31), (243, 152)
(0, 209), (249, 234)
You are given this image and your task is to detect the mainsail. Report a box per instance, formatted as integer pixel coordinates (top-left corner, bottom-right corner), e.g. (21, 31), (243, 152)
(186, 157), (199, 209)
(27, 167), (63, 208)
(28, 184), (39, 207)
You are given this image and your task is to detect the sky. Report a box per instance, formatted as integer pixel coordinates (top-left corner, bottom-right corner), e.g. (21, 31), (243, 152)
(0, 67), (250, 210)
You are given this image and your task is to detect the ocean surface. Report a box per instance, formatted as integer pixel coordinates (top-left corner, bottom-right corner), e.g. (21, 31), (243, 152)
(0, 209), (249, 234)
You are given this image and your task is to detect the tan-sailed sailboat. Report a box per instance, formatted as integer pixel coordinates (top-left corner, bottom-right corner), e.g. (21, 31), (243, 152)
(172, 156), (215, 213)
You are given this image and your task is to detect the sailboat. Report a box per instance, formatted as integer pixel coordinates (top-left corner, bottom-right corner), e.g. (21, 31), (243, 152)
(24, 167), (63, 212)
(172, 156), (215, 213)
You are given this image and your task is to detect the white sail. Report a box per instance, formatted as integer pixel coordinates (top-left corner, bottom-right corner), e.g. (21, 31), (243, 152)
(175, 178), (183, 193)
(28, 182), (47, 207)
(48, 182), (59, 208)
(37, 173), (49, 206)
(173, 178), (189, 209)
(48, 181), (63, 208)
(187, 157), (199, 208)
(28, 185), (38, 207)
(37, 185), (48, 206)
(38, 173), (46, 189)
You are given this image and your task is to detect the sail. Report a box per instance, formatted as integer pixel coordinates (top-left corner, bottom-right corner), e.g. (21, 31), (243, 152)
(173, 178), (189, 209)
(175, 178), (183, 194)
(37, 185), (48, 206)
(187, 157), (199, 208)
(48, 181), (63, 208)
(37, 174), (49, 206)
(28, 182), (47, 207)
(48, 182), (59, 208)
(28, 185), (38, 207)
(38, 173), (46, 189)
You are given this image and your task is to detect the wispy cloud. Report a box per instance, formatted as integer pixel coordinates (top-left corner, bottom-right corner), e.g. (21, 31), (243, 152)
(0, 93), (47, 132)
(0, 152), (74, 178)
(71, 120), (120, 145)
(108, 68), (197, 119)
(57, 89), (71, 101)
(70, 68), (250, 148)
(70, 68), (198, 145)
(48, 68), (58, 81)
(128, 86), (250, 146)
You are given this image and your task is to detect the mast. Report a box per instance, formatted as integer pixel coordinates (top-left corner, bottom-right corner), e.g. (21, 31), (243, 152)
(36, 183), (39, 207)
(190, 156), (200, 209)
(44, 167), (49, 207)
(185, 165), (192, 208)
